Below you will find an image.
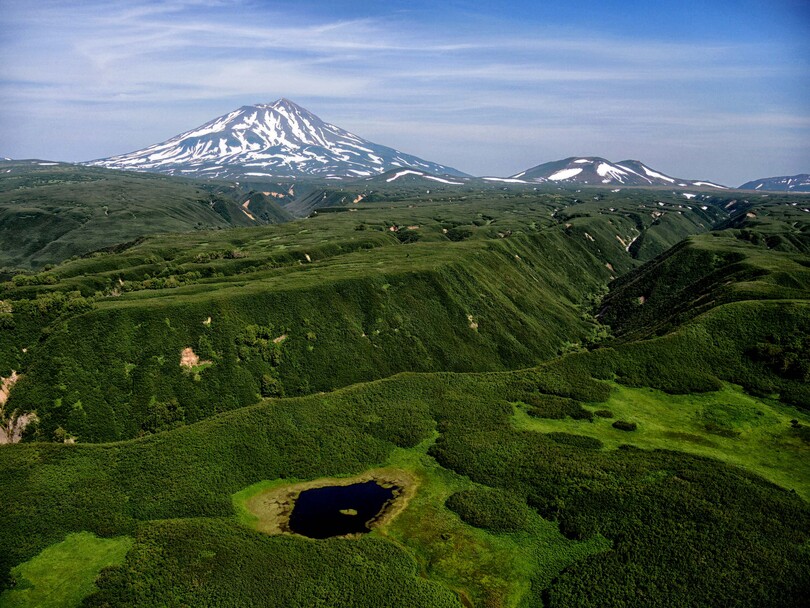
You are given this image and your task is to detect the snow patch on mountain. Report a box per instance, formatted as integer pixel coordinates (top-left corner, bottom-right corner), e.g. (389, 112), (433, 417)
(739, 173), (810, 192)
(692, 181), (727, 189)
(549, 167), (583, 180)
(483, 177), (530, 184)
(385, 170), (464, 185)
(387, 170), (424, 182)
(640, 165), (674, 183)
(597, 162), (628, 182)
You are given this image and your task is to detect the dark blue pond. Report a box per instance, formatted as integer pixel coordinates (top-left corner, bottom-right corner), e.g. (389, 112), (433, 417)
(288, 481), (397, 539)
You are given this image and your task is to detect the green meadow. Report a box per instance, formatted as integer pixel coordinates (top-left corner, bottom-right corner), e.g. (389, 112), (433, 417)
(515, 382), (810, 500)
(0, 533), (131, 608)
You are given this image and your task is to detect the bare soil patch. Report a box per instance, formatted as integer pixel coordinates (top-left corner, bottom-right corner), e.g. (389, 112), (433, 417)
(179, 347), (211, 368)
(1, 372), (37, 444)
(1, 412), (37, 444)
(0, 370), (19, 407)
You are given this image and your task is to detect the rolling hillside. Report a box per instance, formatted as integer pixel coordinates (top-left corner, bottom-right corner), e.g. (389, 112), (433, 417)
(0, 160), (291, 270)
(0, 188), (734, 442)
(1, 181), (808, 607)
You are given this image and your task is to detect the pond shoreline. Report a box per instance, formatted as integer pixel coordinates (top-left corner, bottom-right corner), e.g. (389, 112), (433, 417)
(243, 468), (418, 538)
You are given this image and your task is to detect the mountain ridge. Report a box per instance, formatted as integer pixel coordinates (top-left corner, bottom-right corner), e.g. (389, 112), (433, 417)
(506, 156), (729, 189)
(739, 174), (810, 192)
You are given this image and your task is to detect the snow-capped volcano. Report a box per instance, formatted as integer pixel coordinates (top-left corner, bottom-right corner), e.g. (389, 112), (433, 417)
(509, 157), (728, 189)
(86, 99), (467, 180)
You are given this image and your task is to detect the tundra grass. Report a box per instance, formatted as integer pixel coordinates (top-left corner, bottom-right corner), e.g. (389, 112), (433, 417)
(0, 162), (272, 270)
(0, 532), (132, 608)
(231, 477), (302, 529)
(514, 382), (810, 499)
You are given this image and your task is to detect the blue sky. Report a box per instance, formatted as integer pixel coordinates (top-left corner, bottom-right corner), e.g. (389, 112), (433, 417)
(1, 0), (808, 184)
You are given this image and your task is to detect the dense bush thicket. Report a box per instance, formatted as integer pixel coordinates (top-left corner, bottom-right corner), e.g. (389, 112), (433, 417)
(83, 520), (459, 608)
(445, 487), (531, 532)
(0, 375), (440, 592)
(523, 393), (594, 421)
(749, 333), (810, 383)
(1, 297), (809, 606)
(429, 397), (810, 607)
(0, 162), (287, 270)
(600, 228), (810, 344)
(1, 186), (746, 442)
(611, 300), (810, 406)
(4, 229), (616, 442)
(546, 431), (605, 448)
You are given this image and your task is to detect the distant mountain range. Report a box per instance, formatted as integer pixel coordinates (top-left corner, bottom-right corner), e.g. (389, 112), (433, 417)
(504, 157), (728, 189)
(739, 174), (810, 193)
(17, 98), (797, 190)
(85, 99), (468, 180)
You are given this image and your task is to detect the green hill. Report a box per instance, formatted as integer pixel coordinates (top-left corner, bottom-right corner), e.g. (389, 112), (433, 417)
(1, 182), (809, 607)
(1, 190), (734, 442)
(0, 161), (292, 271)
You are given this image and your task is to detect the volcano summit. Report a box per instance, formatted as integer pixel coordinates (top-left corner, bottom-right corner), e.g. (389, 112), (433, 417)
(87, 99), (467, 180)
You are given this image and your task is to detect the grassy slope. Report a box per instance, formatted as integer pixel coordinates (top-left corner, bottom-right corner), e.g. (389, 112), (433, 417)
(600, 209), (810, 342)
(515, 382), (810, 499)
(0, 532), (131, 608)
(1, 326), (808, 605)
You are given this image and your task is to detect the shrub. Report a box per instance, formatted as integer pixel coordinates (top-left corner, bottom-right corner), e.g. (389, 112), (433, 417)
(524, 394), (593, 421)
(446, 488), (530, 533)
(546, 432), (603, 450)
(704, 422), (740, 438)
(445, 226), (473, 242)
(260, 374), (284, 398)
(594, 409), (613, 418)
(790, 422), (810, 444)
(612, 420), (637, 431)
(395, 229), (421, 244)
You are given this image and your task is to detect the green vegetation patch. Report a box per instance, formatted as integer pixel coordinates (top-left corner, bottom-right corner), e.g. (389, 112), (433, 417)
(1, 186), (809, 606)
(514, 382), (810, 499)
(1, 186), (751, 441)
(522, 393), (593, 421)
(0, 532), (132, 608)
(547, 431), (605, 448)
(380, 442), (610, 608)
(84, 519), (460, 608)
(445, 487), (532, 532)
